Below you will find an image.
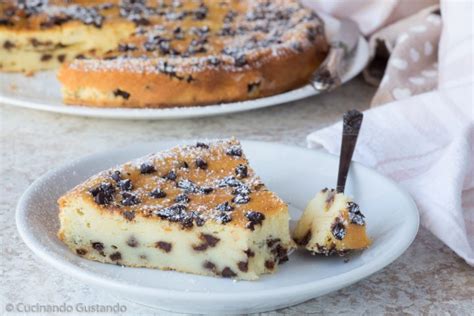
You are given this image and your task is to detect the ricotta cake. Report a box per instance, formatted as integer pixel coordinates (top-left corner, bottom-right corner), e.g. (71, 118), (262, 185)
(58, 139), (295, 280)
(0, 0), (328, 108)
(293, 188), (371, 256)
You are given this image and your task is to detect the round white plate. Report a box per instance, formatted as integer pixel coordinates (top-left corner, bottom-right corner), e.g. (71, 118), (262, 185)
(16, 140), (419, 314)
(0, 15), (369, 120)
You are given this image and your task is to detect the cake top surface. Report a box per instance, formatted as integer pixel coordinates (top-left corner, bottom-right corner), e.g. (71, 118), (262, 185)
(0, 0), (325, 73)
(61, 138), (287, 230)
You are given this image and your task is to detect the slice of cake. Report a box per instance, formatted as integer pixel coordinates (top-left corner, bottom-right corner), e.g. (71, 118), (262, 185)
(58, 139), (295, 280)
(293, 188), (371, 256)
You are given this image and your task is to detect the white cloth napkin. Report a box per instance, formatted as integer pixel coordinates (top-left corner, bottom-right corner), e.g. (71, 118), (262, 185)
(306, 0), (474, 265)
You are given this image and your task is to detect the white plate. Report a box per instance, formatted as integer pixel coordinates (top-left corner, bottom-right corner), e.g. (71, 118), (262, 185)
(0, 15), (369, 120)
(16, 140), (419, 314)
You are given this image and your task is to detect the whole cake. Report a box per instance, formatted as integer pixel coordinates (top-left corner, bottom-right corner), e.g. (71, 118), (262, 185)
(58, 139), (296, 280)
(0, 0), (328, 108)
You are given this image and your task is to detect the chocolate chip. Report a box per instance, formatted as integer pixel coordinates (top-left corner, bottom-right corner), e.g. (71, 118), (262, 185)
(118, 43), (137, 52)
(272, 244), (288, 262)
(200, 186), (213, 195)
(347, 202), (365, 225)
(245, 211), (265, 230)
(127, 236), (139, 247)
(218, 25), (235, 36)
(233, 194), (250, 204)
(279, 255), (289, 264)
(297, 230), (312, 246)
(331, 218), (346, 240)
(196, 142), (209, 149)
(123, 210), (136, 221)
(238, 261), (248, 272)
(195, 158), (208, 169)
(133, 18), (150, 26)
(164, 170), (177, 180)
(226, 145), (242, 157)
(215, 212), (232, 224)
(113, 89), (130, 100)
(0, 19), (13, 27)
(194, 4), (208, 20)
(265, 260), (275, 270)
(154, 204), (185, 218)
(180, 215), (194, 228)
(181, 161), (189, 169)
(41, 54), (52, 62)
(175, 193), (190, 203)
(267, 238), (281, 248)
(192, 243), (207, 251)
(89, 182), (115, 205)
(30, 39), (45, 47)
(202, 234), (220, 247)
(76, 248), (87, 256)
(203, 260), (216, 271)
(150, 188), (167, 198)
(91, 242), (104, 252)
(244, 249), (255, 257)
(57, 54), (66, 62)
(218, 176), (241, 187)
(177, 179), (198, 193)
(3, 41), (15, 50)
(216, 201), (234, 212)
(110, 252), (122, 261)
(233, 185), (251, 196)
(193, 233), (220, 251)
(111, 170), (121, 182)
(223, 10), (237, 23)
(187, 40), (207, 55)
(221, 267), (237, 278)
(235, 164), (248, 178)
(207, 56), (220, 66)
(122, 192), (140, 206)
(191, 211), (206, 226)
(40, 15), (71, 28)
(173, 26), (184, 39)
(118, 179), (132, 191)
(234, 54), (247, 67)
(140, 162), (156, 174)
(156, 241), (172, 252)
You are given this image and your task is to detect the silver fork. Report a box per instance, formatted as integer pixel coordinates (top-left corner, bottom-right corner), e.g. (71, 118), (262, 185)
(311, 19), (360, 92)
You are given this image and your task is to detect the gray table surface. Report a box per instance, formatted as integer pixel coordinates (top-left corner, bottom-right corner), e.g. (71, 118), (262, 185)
(1, 77), (473, 315)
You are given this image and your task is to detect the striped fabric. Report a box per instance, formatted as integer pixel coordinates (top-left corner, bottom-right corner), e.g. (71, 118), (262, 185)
(306, 0), (473, 265)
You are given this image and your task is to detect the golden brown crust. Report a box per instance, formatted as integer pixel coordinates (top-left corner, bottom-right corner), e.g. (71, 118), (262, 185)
(58, 44), (326, 108)
(58, 139), (287, 229)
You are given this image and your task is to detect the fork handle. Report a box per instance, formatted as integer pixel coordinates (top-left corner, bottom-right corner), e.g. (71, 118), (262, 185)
(336, 110), (363, 193)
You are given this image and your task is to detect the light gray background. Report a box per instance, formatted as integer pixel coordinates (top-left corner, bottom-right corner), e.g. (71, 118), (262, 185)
(1, 77), (472, 315)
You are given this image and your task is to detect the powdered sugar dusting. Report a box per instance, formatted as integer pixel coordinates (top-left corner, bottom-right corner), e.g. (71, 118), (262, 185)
(58, 0), (326, 74)
(66, 138), (283, 228)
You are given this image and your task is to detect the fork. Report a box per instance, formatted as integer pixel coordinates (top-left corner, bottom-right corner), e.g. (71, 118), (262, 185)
(311, 45), (344, 92)
(311, 18), (360, 92)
